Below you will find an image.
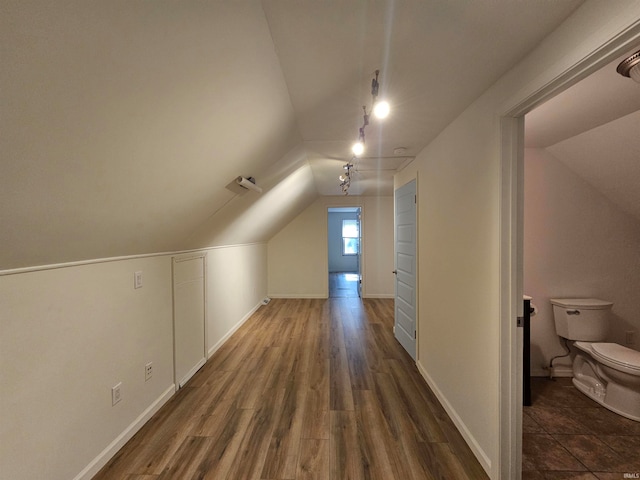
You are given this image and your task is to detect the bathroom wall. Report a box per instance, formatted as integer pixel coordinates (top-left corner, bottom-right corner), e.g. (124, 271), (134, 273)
(524, 147), (640, 375)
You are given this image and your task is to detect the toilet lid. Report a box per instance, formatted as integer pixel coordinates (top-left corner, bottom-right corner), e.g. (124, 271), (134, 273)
(592, 343), (640, 371)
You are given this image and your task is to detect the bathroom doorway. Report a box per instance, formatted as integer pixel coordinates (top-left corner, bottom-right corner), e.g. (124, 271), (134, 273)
(327, 207), (362, 298)
(518, 45), (640, 477)
(500, 34), (640, 478)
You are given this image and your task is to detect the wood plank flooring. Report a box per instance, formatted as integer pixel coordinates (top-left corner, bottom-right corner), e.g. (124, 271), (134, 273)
(93, 298), (489, 480)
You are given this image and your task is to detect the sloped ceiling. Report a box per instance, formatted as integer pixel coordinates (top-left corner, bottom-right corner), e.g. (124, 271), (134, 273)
(1, 1), (303, 269)
(526, 48), (640, 222)
(262, 0), (583, 195)
(1, 0), (584, 269)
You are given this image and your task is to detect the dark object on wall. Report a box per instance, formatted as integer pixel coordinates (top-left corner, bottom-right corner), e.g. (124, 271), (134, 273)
(523, 297), (532, 406)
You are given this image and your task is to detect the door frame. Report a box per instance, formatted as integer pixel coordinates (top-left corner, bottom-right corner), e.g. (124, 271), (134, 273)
(326, 205), (364, 297)
(394, 178), (418, 360)
(498, 29), (640, 480)
(172, 253), (208, 390)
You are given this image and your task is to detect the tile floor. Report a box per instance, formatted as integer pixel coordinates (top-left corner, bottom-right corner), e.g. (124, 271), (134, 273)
(523, 377), (640, 479)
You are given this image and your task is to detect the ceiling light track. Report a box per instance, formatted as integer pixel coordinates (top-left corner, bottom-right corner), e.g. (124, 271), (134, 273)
(342, 69), (390, 195)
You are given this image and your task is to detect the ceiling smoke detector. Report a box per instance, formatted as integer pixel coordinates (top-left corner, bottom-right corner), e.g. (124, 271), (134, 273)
(616, 50), (640, 83)
(393, 147), (407, 155)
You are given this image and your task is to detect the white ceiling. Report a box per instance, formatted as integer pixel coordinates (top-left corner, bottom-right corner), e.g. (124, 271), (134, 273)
(2, 1), (593, 268)
(262, 0), (584, 196)
(525, 48), (640, 222)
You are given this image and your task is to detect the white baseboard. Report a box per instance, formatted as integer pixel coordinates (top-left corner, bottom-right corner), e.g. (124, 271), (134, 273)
(208, 300), (263, 358)
(416, 361), (492, 476)
(178, 358), (207, 388)
(530, 367), (549, 377)
(531, 366), (573, 378)
(362, 293), (394, 298)
(549, 365), (573, 378)
(267, 294), (327, 299)
(73, 385), (175, 480)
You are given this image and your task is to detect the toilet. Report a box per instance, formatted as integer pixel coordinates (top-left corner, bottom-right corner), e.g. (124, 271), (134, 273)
(551, 298), (640, 422)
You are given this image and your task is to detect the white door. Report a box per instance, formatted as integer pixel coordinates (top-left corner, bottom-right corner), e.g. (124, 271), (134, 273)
(173, 254), (206, 388)
(357, 208), (362, 297)
(394, 180), (417, 359)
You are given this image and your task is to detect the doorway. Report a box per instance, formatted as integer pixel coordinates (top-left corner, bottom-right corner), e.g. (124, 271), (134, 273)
(327, 207), (362, 298)
(519, 47), (640, 477)
(394, 179), (417, 360)
(501, 37), (640, 480)
(172, 253), (206, 389)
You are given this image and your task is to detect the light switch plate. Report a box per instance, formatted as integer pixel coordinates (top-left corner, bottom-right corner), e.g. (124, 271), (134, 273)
(134, 271), (143, 289)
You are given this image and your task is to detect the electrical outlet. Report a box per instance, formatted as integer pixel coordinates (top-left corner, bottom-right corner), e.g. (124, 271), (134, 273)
(134, 271), (143, 289)
(625, 330), (636, 345)
(145, 362), (153, 381)
(112, 383), (122, 406)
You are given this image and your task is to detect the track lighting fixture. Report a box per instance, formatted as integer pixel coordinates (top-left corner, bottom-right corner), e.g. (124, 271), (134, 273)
(352, 127), (366, 156)
(617, 50), (640, 83)
(373, 100), (390, 119)
(339, 162), (354, 195)
(342, 69), (390, 194)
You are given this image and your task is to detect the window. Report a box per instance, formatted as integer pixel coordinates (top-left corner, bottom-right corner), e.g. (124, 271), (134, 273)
(342, 219), (359, 255)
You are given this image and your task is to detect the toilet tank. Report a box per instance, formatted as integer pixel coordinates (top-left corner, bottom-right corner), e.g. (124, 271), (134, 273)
(550, 298), (613, 341)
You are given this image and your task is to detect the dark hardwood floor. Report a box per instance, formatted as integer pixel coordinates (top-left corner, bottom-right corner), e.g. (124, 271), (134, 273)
(93, 298), (488, 479)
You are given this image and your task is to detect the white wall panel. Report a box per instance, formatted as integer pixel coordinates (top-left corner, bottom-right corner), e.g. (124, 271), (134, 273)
(0, 257), (174, 480)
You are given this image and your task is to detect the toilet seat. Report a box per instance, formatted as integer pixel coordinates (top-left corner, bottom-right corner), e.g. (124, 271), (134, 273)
(591, 343), (640, 374)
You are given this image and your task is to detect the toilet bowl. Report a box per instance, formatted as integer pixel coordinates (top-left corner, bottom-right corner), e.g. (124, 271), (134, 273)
(551, 298), (640, 422)
(573, 341), (640, 421)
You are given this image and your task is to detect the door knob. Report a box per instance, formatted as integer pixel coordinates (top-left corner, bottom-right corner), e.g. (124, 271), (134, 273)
(392, 270), (397, 275)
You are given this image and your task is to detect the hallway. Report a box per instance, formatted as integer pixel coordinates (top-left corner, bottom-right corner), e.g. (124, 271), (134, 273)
(93, 298), (488, 479)
(329, 272), (359, 298)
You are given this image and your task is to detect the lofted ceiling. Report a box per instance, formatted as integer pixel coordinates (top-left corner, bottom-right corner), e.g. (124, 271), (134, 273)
(1, 0), (587, 269)
(262, 0), (584, 196)
(525, 48), (640, 222)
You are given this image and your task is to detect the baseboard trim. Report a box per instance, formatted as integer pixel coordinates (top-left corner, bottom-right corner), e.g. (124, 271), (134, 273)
(178, 358), (207, 388)
(416, 361), (491, 475)
(530, 367), (549, 378)
(549, 365), (573, 378)
(267, 294), (328, 299)
(208, 300), (263, 358)
(362, 293), (394, 299)
(73, 385), (175, 480)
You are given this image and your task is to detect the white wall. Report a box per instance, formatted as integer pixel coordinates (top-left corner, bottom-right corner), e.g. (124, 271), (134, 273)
(524, 148), (640, 375)
(395, 3), (640, 477)
(206, 244), (268, 356)
(268, 196), (394, 298)
(0, 242), (268, 480)
(0, 258), (174, 480)
(328, 212), (359, 272)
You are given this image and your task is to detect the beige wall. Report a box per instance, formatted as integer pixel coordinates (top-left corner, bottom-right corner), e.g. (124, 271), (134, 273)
(525, 148), (640, 376)
(395, 3), (640, 477)
(206, 244), (268, 355)
(0, 257), (174, 480)
(267, 196), (394, 298)
(396, 98), (501, 471)
(0, 243), (268, 480)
